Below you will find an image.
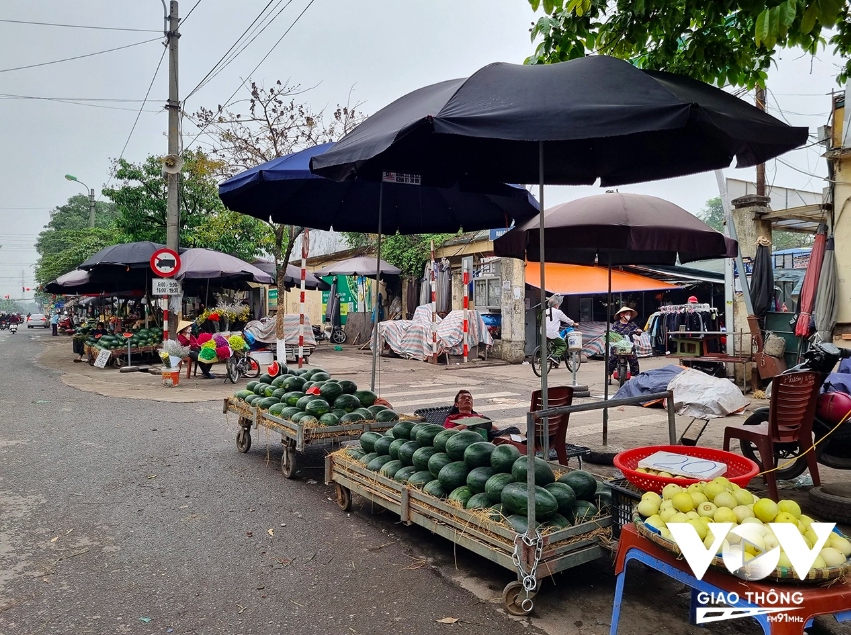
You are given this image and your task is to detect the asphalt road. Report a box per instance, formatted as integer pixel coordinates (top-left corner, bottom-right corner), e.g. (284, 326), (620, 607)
(0, 332), (543, 635)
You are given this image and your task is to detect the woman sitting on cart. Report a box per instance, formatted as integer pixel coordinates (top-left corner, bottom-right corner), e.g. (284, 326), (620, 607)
(608, 306), (642, 381)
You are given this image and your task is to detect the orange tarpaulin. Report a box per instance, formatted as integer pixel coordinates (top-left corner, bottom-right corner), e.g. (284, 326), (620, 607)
(525, 262), (679, 295)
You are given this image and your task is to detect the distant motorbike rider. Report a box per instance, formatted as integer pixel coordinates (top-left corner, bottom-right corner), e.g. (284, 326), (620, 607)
(544, 295), (574, 364)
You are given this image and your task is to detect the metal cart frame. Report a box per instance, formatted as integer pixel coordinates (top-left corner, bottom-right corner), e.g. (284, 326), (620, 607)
(325, 451), (611, 615)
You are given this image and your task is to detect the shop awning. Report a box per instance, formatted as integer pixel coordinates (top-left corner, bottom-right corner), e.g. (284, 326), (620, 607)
(525, 262), (680, 295)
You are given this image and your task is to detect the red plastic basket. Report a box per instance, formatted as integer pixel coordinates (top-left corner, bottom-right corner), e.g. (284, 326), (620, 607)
(613, 445), (760, 494)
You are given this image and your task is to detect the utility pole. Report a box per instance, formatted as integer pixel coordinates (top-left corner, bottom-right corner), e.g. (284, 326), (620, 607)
(88, 187), (96, 227)
(755, 87), (766, 196)
(164, 0), (180, 337)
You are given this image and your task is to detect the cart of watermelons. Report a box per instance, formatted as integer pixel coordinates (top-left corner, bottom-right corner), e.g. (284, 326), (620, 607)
(82, 327), (163, 368)
(224, 365), (416, 478)
(325, 422), (614, 616)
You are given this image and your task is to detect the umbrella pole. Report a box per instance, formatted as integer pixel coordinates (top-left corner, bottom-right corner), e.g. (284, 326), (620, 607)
(370, 183), (383, 392)
(603, 256), (611, 446)
(298, 229), (309, 369)
(530, 141), (546, 544)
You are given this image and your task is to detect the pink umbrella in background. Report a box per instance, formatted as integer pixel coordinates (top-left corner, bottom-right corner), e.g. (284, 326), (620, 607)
(795, 224), (827, 337)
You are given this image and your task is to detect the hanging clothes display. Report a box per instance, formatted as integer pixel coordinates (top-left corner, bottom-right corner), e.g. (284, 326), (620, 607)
(659, 303), (721, 353)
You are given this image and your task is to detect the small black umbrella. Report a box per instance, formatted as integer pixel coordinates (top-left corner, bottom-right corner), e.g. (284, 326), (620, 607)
(78, 241), (183, 270)
(495, 193), (737, 444)
(750, 237), (775, 321)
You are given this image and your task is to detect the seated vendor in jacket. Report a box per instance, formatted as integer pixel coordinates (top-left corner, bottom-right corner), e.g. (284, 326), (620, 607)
(443, 390), (483, 429)
(443, 390), (520, 440)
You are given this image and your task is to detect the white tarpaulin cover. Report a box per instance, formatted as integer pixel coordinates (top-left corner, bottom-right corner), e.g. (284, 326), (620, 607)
(375, 305), (492, 361)
(243, 315), (317, 346)
(667, 368), (749, 418)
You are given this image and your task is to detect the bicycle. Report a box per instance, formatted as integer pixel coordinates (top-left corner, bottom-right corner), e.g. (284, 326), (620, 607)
(531, 339), (581, 377)
(226, 348), (261, 383)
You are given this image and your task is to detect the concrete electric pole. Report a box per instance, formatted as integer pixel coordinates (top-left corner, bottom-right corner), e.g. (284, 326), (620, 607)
(88, 187), (96, 227)
(164, 0), (180, 337)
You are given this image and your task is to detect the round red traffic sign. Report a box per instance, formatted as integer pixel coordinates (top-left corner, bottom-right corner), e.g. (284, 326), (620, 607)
(150, 248), (181, 278)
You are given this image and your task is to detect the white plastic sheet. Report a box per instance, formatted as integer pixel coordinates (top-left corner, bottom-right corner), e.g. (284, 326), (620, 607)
(667, 368), (749, 418)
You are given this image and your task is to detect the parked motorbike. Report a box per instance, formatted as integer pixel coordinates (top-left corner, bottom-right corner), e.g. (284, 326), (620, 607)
(740, 341), (851, 479)
(312, 322), (347, 345)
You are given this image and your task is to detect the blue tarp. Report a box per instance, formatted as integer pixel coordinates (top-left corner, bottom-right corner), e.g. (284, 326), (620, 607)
(613, 364), (685, 402)
(823, 357), (851, 395)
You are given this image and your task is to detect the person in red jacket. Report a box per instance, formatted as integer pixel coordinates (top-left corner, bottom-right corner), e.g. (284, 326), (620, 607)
(177, 320), (215, 379)
(443, 390), (482, 429)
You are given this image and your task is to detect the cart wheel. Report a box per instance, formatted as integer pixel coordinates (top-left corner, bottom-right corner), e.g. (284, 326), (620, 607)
(334, 483), (352, 511)
(281, 444), (298, 479)
(502, 581), (535, 616)
(236, 428), (251, 453)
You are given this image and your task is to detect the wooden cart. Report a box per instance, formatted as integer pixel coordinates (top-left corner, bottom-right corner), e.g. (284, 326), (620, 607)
(223, 398), (399, 478)
(325, 450), (612, 615)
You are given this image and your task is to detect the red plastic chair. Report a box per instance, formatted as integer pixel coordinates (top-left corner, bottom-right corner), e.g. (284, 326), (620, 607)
(494, 386), (574, 465)
(722, 371), (821, 501)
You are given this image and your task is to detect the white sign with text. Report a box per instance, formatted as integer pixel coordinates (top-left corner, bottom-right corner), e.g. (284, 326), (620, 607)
(152, 279), (182, 296)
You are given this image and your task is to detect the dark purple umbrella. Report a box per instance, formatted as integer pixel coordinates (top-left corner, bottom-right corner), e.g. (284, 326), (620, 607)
(494, 193), (737, 445)
(313, 256), (401, 277)
(173, 248), (272, 283)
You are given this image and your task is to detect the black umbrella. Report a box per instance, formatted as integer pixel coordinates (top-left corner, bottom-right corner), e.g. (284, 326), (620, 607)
(78, 241), (183, 270)
(313, 256), (401, 277)
(310, 54), (803, 433)
(220, 144), (538, 390)
(750, 237), (775, 321)
(311, 56), (807, 187)
(494, 192), (737, 445)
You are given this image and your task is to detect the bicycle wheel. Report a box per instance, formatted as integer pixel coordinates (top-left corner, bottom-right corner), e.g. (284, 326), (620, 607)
(330, 328), (347, 344)
(226, 357), (239, 384)
(564, 351), (581, 373)
(243, 356), (261, 378)
(531, 346), (544, 377)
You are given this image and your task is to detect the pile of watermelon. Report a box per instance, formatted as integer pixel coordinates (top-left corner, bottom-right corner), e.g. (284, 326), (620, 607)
(84, 327), (162, 350)
(345, 422), (612, 534)
(232, 366), (400, 428)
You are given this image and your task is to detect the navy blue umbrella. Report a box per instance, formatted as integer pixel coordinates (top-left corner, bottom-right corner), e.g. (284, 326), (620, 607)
(218, 142), (539, 233)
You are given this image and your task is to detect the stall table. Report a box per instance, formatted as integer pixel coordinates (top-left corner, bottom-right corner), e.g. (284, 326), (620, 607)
(610, 524), (851, 635)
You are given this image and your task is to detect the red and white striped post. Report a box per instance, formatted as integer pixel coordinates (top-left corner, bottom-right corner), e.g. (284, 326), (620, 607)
(430, 240), (437, 364)
(462, 260), (469, 363)
(162, 300), (169, 342)
(298, 229), (309, 368)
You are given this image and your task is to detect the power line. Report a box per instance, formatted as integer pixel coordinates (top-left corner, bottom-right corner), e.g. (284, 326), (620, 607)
(0, 94), (161, 112)
(0, 93), (151, 102)
(108, 46), (168, 194)
(184, 0), (317, 151)
(0, 18), (160, 32)
(184, 0), (280, 101)
(181, 0), (204, 24)
(0, 37), (161, 74)
(187, 0), (294, 99)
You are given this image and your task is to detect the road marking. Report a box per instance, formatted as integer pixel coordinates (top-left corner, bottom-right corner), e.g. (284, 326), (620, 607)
(378, 386), (492, 399)
(480, 412), (664, 432)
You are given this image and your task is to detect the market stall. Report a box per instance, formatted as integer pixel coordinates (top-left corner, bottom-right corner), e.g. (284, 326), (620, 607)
(224, 366), (406, 477)
(609, 444), (851, 632)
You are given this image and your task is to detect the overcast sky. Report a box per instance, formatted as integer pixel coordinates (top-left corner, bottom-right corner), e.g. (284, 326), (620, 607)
(0, 1), (842, 300)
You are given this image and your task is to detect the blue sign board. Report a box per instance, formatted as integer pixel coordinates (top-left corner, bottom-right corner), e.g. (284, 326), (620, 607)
(489, 228), (510, 241)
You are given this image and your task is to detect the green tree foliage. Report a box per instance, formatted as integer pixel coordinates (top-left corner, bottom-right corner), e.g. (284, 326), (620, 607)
(698, 197), (726, 232)
(526, 0), (851, 87)
(342, 232), (455, 276)
(34, 195), (124, 285)
(35, 228), (124, 285)
(102, 149), (272, 260)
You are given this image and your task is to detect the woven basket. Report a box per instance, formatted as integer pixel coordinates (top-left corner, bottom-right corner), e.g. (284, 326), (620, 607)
(632, 510), (851, 583)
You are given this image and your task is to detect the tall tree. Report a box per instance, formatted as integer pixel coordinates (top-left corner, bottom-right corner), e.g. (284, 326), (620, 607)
(34, 195), (124, 285)
(102, 149), (272, 260)
(190, 79), (365, 351)
(526, 0), (851, 87)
